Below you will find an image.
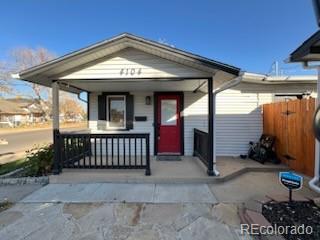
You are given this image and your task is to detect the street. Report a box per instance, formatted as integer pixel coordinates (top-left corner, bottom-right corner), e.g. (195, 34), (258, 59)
(0, 127), (85, 155)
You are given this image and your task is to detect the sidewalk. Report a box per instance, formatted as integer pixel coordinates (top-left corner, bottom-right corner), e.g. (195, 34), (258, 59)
(21, 183), (218, 204)
(0, 184), (42, 203)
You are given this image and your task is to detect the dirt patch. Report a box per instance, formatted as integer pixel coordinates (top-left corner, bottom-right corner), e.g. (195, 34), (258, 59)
(140, 204), (183, 226)
(131, 204), (142, 226)
(63, 203), (103, 220)
(212, 203), (240, 227)
(115, 203), (144, 226)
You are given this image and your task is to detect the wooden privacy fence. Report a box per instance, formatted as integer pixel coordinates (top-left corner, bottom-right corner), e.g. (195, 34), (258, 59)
(263, 98), (315, 177)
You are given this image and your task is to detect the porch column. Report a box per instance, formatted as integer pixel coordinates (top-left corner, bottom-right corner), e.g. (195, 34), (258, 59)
(207, 77), (216, 176)
(52, 81), (61, 174)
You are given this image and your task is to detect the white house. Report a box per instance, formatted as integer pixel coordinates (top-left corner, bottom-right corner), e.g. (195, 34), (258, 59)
(0, 98), (47, 127)
(13, 33), (317, 176)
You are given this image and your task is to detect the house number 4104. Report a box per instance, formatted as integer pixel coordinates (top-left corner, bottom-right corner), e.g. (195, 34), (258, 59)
(120, 68), (142, 76)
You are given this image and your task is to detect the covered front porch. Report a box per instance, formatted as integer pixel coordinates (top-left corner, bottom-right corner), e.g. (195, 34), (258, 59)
(53, 85), (218, 177)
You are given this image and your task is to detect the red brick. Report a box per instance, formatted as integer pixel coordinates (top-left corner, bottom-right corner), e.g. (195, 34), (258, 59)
(292, 194), (309, 202)
(266, 194), (289, 202)
(238, 209), (249, 224)
(245, 210), (271, 227)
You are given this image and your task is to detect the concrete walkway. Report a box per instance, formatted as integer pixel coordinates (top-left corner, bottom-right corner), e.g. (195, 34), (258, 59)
(21, 183), (218, 204)
(0, 185), (42, 203)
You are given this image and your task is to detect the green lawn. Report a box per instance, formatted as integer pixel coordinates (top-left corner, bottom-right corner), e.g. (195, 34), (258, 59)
(0, 159), (26, 176)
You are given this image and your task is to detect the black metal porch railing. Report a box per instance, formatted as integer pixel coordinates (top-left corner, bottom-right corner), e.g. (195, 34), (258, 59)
(56, 132), (151, 175)
(193, 128), (209, 167)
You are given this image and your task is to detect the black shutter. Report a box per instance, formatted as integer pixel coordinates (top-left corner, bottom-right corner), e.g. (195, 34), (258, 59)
(126, 94), (134, 130)
(98, 94), (106, 120)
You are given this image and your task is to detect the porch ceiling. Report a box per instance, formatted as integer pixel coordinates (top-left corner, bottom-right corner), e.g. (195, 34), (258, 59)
(61, 78), (208, 92)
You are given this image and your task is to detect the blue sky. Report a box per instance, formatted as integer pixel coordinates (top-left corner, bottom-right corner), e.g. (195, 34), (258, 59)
(0, 0), (318, 77)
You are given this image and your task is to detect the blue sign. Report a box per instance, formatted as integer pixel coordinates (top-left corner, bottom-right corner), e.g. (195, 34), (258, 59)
(279, 172), (303, 191)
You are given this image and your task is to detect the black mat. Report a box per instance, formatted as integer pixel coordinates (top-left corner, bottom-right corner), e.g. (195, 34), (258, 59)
(157, 155), (181, 161)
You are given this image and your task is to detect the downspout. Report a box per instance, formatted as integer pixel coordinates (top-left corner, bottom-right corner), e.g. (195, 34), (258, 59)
(213, 72), (245, 95)
(303, 62), (320, 193)
(211, 72), (244, 176)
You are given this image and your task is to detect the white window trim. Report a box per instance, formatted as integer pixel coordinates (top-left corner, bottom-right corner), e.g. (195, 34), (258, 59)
(106, 95), (126, 130)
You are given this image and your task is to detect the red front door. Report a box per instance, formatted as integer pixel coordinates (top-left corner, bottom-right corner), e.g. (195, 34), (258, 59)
(156, 94), (181, 154)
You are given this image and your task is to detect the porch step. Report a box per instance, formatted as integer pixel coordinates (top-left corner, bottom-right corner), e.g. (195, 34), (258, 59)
(50, 164), (288, 184)
(50, 171), (218, 184)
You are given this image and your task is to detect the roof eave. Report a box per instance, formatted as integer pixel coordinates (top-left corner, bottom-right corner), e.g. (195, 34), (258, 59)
(288, 30), (320, 63)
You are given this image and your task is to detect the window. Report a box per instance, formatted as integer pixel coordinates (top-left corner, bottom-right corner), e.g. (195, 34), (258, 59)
(107, 95), (126, 129)
(161, 99), (177, 126)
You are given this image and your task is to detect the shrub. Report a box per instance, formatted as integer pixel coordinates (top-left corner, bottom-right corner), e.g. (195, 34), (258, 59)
(24, 144), (54, 176)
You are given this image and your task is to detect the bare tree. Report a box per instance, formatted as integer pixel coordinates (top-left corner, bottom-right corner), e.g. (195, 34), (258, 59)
(0, 60), (14, 96)
(0, 47), (57, 118)
(1, 47), (85, 122)
(60, 97), (85, 121)
(10, 47), (56, 100)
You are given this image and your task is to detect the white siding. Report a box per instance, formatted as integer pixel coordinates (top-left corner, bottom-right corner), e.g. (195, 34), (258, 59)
(89, 92), (155, 155)
(216, 85), (261, 156)
(215, 82), (317, 156)
(61, 48), (209, 79)
(88, 82), (317, 157)
(183, 92), (208, 155)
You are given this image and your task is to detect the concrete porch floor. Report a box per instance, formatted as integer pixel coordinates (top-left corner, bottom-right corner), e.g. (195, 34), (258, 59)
(50, 156), (288, 184)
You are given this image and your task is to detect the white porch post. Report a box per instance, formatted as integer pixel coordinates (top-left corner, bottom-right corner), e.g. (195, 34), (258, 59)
(212, 92), (219, 176)
(52, 81), (61, 174)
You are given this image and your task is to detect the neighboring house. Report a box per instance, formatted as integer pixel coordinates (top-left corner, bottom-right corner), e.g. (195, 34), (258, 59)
(60, 113), (84, 122)
(12, 33), (317, 177)
(7, 98), (47, 123)
(0, 98), (47, 127)
(0, 99), (29, 127)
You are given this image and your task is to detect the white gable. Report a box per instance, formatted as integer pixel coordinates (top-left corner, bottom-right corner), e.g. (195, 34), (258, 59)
(59, 48), (210, 79)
